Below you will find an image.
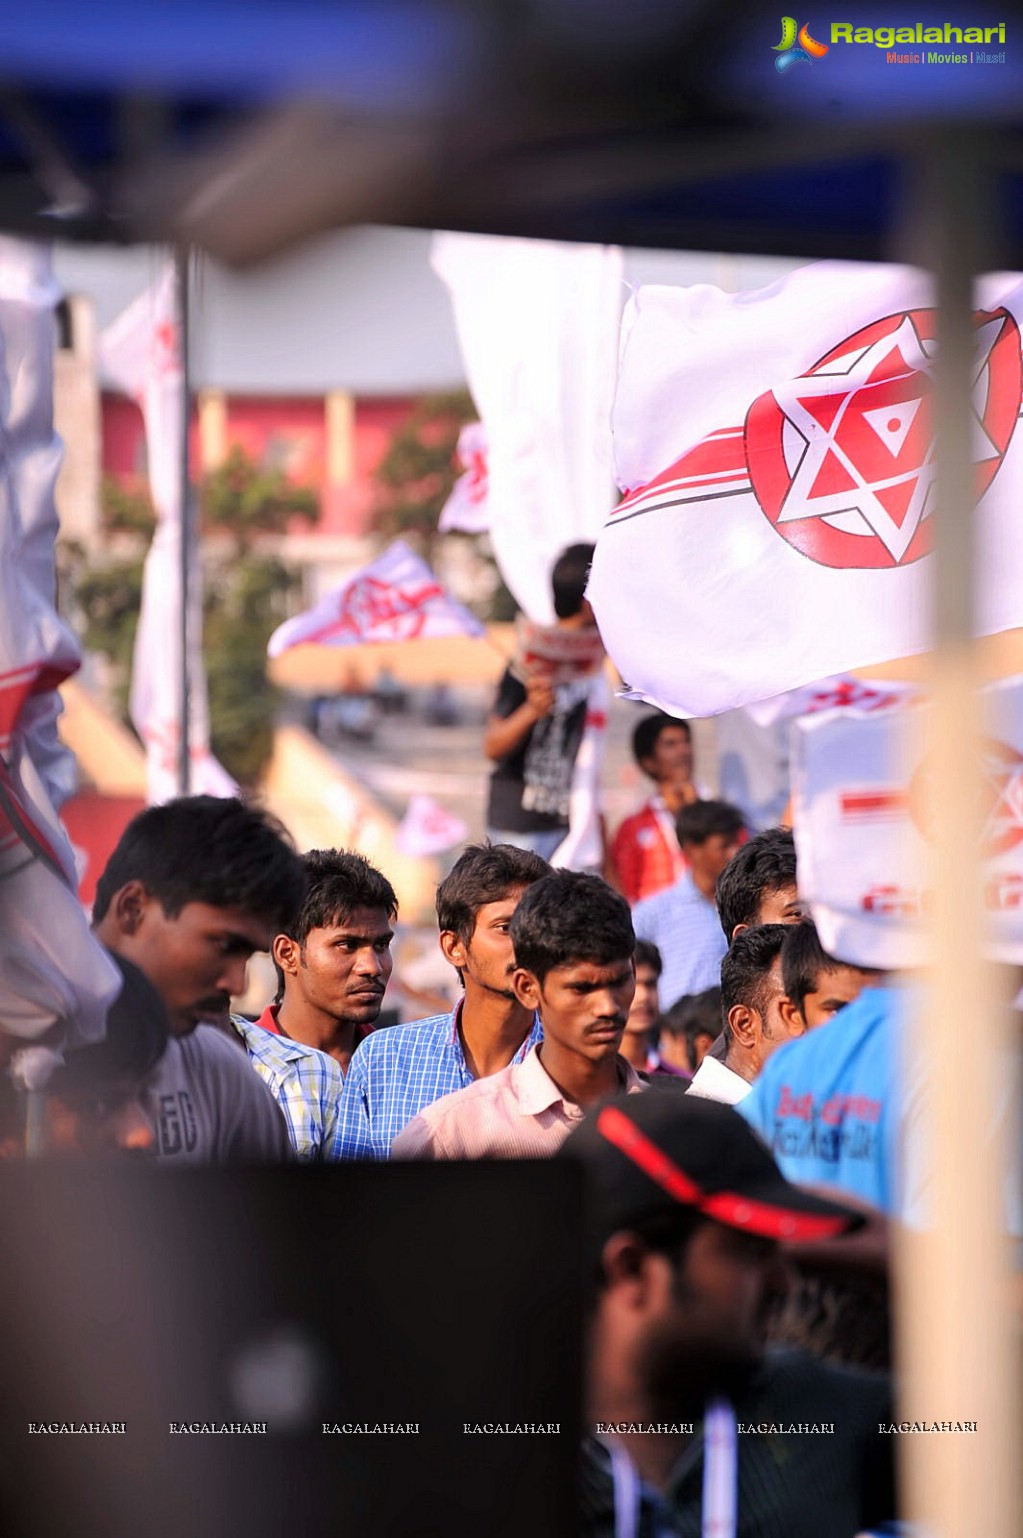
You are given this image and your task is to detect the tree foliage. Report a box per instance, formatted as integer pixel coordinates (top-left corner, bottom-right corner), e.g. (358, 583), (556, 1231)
(63, 451), (308, 787)
(201, 445), (318, 549)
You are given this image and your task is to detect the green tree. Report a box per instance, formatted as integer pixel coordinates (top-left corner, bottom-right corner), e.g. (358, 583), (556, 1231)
(202, 445), (318, 550)
(62, 451), (308, 788)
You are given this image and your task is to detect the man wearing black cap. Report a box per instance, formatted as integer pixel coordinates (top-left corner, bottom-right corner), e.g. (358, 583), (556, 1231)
(561, 1093), (896, 1538)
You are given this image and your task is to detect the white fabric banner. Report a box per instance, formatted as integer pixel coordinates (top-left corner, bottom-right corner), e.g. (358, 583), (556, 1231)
(590, 261), (1023, 716)
(438, 421), (490, 534)
(0, 239), (120, 1045)
(431, 232), (623, 622)
(395, 795), (468, 858)
(793, 678), (1023, 969)
(268, 539), (485, 657)
(746, 673), (918, 728)
(100, 262), (236, 804)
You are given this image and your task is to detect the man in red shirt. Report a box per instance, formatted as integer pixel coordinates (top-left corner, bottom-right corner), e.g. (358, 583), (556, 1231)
(611, 714), (702, 904)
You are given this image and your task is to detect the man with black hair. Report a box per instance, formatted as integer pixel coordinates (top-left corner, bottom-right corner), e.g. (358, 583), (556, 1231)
(0, 953), (168, 1158)
(483, 542), (601, 858)
(688, 925), (801, 1105)
(231, 848), (397, 1160)
(778, 920), (882, 1032)
(338, 842), (548, 1158)
(562, 1094), (895, 1538)
(656, 988), (720, 1077)
(393, 871), (643, 1158)
(618, 939), (663, 1074)
(633, 799), (744, 1010)
(93, 796), (301, 1162)
(715, 826), (803, 942)
(611, 714), (701, 904)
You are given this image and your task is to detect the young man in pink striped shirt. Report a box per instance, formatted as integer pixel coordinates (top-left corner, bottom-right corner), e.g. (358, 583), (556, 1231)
(391, 871), (644, 1159)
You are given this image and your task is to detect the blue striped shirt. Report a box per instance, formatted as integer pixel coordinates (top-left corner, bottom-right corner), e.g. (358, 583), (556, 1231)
(631, 871), (728, 1011)
(231, 1013), (345, 1162)
(336, 1000), (543, 1159)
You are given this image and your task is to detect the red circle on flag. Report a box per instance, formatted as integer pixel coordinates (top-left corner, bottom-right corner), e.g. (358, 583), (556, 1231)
(744, 307), (1022, 570)
(908, 736), (1023, 858)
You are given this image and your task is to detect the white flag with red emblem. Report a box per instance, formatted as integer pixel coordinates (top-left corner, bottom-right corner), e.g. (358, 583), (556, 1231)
(395, 795), (468, 858)
(432, 233), (622, 622)
(793, 678), (1023, 969)
(589, 261), (1023, 717)
(100, 264), (237, 804)
(268, 540), (485, 658)
(439, 421), (490, 534)
(746, 673), (918, 728)
(0, 238), (120, 1049)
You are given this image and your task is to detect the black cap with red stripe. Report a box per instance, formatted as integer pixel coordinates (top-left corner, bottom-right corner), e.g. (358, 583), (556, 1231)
(560, 1089), (863, 1245)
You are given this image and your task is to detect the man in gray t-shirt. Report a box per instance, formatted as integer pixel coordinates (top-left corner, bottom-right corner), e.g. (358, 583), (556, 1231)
(92, 795), (306, 1162)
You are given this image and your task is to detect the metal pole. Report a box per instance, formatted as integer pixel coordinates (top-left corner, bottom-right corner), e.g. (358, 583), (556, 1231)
(893, 130), (1018, 1538)
(175, 244), (191, 797)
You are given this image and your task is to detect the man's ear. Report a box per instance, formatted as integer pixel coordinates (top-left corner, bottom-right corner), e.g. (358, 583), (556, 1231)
(730, 921), (750, 941)
(727, 1002), (758, 1049)
(512, 967), (541, 1013)
(777, 994), (806, 1036)
(439, 930), (466, 971)
(108, 880), (150, 938)
(600, 1233), (668, 1309)
(273, 934), (302, 980)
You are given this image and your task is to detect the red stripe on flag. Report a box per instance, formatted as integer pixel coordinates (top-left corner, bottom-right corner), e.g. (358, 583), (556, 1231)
(839, 789), (908, 820)
(616, 429), (747, 514)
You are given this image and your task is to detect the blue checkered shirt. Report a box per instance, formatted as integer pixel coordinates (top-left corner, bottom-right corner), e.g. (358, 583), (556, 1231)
(231, 1013), (345, 1162)
(631, 871), (728, 1011)
(336, 1000), (544, 1159)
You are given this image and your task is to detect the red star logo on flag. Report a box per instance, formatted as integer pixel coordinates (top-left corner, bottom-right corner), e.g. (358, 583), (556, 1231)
(745, 307), (1022, 569)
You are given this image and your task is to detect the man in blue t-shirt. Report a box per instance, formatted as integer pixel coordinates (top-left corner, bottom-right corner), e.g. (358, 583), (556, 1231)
(737, 984), (903, 1213)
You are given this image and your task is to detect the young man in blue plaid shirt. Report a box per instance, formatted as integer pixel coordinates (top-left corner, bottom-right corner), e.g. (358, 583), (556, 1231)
(337, 842), (549, 1158)
(233, 848), (397, 1161)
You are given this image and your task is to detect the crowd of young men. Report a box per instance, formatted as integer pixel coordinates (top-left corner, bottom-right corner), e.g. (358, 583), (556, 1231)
(4, 717), (992, 1536)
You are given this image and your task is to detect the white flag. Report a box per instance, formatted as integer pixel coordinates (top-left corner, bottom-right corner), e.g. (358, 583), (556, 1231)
(100, 263), (237, 805)
(0, 239), (120, 1046)
(438, 421), (490, 534)
(395, 795), (468, 858)
(268, 540), (485, 658)
(746, 674), (918, 728)
(793, 678), (1023, 970)
(432, 233), (622, 622)
(589, 261), (1023, 717)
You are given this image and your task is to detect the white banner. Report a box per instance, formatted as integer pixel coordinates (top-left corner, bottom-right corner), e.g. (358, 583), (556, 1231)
(100, 262), (236, 804)
(0, 239), (120, 1045)
(793, 678), (1023, 968)
(438, 421), (490, 534)
(432, 232), (623, 622)
(395, 795), (468, 858)
(746, 673), (918, 727)
(268, 539), (485, 657)
(590, 261), (1023, 716)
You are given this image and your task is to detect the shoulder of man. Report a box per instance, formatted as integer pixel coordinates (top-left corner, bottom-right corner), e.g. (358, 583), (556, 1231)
(189, 1025), (293, 1160)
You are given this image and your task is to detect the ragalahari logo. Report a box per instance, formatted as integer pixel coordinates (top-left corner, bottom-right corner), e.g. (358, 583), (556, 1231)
(773, 16), (828, 70)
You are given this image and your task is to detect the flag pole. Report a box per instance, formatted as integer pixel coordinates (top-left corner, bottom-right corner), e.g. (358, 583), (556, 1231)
(175, 244), (191, 797)
(892, 129), (1017, 1538)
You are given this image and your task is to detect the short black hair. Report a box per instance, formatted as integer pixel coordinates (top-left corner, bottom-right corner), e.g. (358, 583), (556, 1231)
(56, 953), (169, 1088)
(92, 796), (305, 930)
(676, 799), (745, 848)
(719, 924), (788, 1047)
(781, 920), (870, 1014)
(272, 848), (397, 1002)
(510, 871), (634, 985)
(631, 713), (691, 768)
(715, 826), (797, 940)
(658, 987), (721, 1070)
(550, 542), (595, 619)
(436, 842), (550, 948)
(287, 848), (398, 940)
(633, 938), (662, 977)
